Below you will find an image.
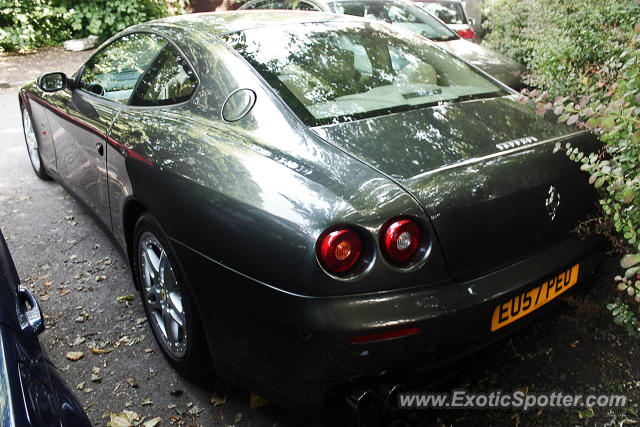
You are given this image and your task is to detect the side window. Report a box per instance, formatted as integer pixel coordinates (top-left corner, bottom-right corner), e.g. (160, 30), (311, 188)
(81, 33), (166, 104)
(251, 0), (285, 8)
(130, 44), (198, 106)
(290, 0), (320, 10)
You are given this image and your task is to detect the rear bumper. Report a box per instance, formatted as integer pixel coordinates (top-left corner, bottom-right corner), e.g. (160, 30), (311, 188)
(173, 235), (603, 408)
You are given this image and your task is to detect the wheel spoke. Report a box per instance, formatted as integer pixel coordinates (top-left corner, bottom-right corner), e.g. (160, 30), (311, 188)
(143, 242), (161, 278)
(167, 303), (185, 329)
(168, 291), (183, 316)
(162, 307), (177, 343)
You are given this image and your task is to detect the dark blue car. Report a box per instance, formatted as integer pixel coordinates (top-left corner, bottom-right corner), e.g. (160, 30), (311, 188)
(0, 230), (91, 426)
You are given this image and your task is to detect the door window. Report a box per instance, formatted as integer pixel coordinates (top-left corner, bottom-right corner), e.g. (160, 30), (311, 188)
(80, 33), (166, 104)
(250, 0), (286, 8)
(290, 0), (321, 10)
(130, 44), (198, 106)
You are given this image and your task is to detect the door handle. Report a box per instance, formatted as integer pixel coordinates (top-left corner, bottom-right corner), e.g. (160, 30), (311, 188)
(17, 286), (44, 335)
(96, 142), (104, 156)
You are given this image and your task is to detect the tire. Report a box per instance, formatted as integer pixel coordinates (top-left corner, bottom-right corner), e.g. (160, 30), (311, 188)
(21, 105), (50, 180)
(132, 212), (211, 376)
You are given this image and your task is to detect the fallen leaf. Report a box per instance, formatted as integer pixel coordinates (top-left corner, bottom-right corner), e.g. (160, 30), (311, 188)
(142, 398), (153, 406)
(43, 281), (53, 287)
(92, 366), (101, 374)
(71, 336), (85, 347)
(76, 381), (85, 390)
(106, 410), (141, 427)
(84, 387), (93, 393)
(91, 373), (102, 383)
(126, 377), (139, 388)
(578, 407), (594, 419)
(143, 417), (162, 427)
(235, 412), (244, 423)
(95, 275), (107, 282)
(66, 351), (84, 361)
(210, 391), (226, 407)
(188, 405), (202, 416)
(250, 393), (268, 409)
(136, 317), (147, 325)
(117, 294), (135, 302)
(90, 347), (113, 355)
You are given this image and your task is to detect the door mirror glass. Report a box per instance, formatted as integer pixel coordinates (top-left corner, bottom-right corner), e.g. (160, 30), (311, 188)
(37, 72), (67, 92)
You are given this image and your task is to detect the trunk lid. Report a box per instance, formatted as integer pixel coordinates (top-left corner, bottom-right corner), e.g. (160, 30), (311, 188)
(312, 95), (600, 280)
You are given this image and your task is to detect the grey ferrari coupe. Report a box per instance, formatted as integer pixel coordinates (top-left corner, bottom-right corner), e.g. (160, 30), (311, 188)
(20, 11), (603, 410)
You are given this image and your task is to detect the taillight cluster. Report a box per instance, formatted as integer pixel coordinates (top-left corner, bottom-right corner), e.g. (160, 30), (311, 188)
(380, 218), (421, 264)
(316, 218), (423, 276)
(317, 229), (363, 273)
(457, 28), (476, 40)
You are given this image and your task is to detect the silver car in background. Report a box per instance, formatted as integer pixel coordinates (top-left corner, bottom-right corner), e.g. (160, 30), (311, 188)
(239, 0), (526, 89)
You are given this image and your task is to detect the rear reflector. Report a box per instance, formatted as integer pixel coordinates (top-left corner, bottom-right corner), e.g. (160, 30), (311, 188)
(351, 327), (421, 344)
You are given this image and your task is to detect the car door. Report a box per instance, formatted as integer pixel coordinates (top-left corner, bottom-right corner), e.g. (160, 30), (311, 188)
(44, 32), (166, 228)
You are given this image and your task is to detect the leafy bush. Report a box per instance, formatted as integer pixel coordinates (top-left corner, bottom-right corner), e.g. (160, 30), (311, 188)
(0, 0), (183, 53)
(0, 0), (72, 52)
(483, 0), (640, 333)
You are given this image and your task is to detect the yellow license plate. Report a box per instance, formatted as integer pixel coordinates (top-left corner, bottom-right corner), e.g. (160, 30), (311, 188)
(491, 263), (580, 332)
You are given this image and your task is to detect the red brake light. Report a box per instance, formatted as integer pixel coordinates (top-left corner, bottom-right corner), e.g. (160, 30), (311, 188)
(457, 28), (476, 39)
(317, 229), (363, 274)
(381, 219), (421, 264)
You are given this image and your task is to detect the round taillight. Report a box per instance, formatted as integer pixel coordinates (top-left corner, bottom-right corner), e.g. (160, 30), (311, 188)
(381, 218), (421, 264)
(317, 229), (363, 274)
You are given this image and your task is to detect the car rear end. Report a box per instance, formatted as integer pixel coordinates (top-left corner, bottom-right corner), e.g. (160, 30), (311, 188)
(195, 16), (606, 409)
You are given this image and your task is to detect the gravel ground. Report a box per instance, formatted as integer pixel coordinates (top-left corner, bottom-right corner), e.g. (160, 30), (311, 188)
(1, 47), (640, 427)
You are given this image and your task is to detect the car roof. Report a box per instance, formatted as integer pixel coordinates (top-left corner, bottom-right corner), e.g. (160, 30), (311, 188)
(147, 10), (351, 36)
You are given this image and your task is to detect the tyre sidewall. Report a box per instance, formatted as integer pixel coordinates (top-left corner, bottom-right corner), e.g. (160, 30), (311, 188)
(21, 105), (49, 180)
(132, 212), (210, 374)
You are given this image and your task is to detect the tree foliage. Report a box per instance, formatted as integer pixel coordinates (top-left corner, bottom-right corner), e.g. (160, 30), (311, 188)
(0, 0), (183, 52)
(483, 0), (640, 333)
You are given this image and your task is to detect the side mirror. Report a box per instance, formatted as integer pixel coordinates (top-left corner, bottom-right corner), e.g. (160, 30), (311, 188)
(37, 72), (69, 92)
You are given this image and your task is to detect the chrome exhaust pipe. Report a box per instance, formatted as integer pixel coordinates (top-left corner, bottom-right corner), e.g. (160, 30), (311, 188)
(376, 382), (404, 407)
(344, 387), (376, 413)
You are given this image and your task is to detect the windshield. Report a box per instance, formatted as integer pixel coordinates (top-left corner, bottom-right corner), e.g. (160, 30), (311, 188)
(423, 2), (467, 25)
(222, 21), (505, 126)
(326, 1), (457, 40)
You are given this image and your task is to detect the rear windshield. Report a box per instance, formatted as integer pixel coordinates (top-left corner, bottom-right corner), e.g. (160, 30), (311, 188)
(423, 2), (467, 25)
(326, 1), (457, 40)
(222, 21), (505, 126)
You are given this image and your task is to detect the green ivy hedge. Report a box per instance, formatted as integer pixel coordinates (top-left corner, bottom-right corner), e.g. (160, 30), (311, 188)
(0, 0), (181, 53)
(483, 0), (640, 335)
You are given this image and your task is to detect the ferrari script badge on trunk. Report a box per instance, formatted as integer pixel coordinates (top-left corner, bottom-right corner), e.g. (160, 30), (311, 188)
(545, 186), (560, 221)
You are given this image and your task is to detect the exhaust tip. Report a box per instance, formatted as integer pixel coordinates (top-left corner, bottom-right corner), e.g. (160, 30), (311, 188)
(377, 383), (405, 407)
(344, 388), (376, 413)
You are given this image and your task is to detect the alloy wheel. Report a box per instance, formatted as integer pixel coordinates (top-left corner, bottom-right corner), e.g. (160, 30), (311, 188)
(138, 232), (188, 358)
(22, 109), (41, 172)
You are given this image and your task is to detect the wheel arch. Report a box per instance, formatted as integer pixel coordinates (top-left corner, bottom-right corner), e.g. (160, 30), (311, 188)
(122, 198), (147, 289)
